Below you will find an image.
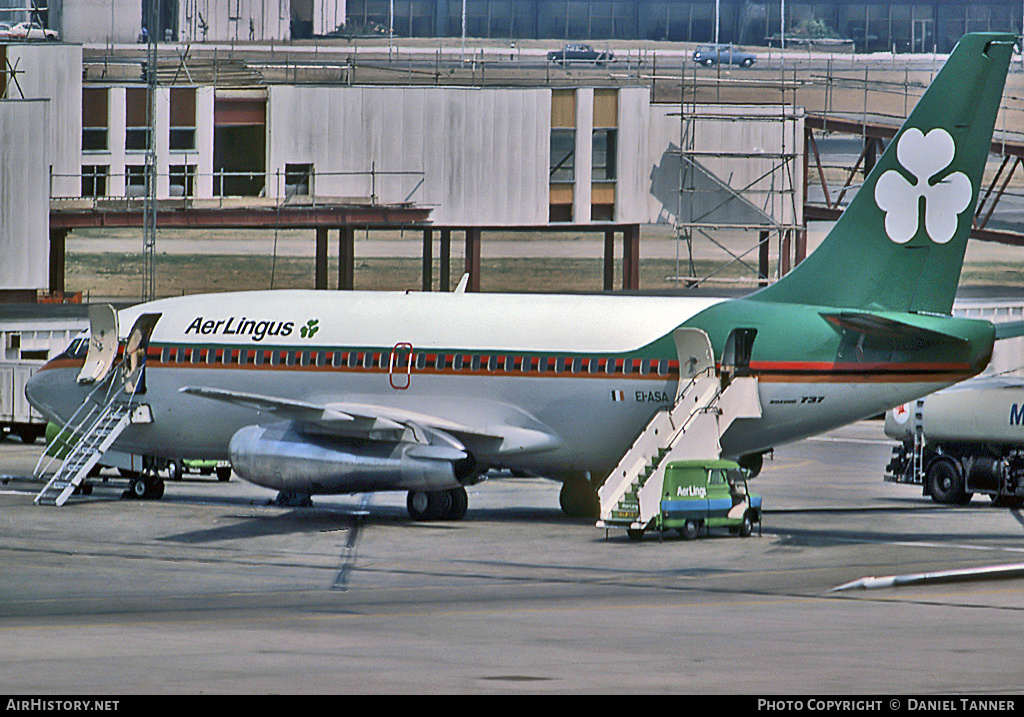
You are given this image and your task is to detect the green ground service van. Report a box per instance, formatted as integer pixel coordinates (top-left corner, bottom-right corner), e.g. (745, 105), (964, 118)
(656, 459), (762, 540)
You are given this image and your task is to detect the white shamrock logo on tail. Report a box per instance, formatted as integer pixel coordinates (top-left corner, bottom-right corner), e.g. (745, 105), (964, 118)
(874, 128), (972, 244)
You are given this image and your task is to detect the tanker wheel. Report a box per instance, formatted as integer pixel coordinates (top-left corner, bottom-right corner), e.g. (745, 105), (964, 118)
(927, 458), (967, 504)
(991, 494), (1024, 508)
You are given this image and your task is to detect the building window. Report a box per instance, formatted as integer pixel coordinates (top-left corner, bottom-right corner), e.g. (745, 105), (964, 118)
(285, 163), (313, 197)
(170, 164), (195, 198)
(125, 165), (146, 197)
(81, 165), (108, 197)
(592, 128), (616, 182)
(125, 88), (150, 152)
(550, 128), (575, 183)
(169, 87), (196, 150)
(82, 88), (109, 152)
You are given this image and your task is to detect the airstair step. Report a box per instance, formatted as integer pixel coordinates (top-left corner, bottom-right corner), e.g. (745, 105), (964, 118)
(35, 399), (138, 507)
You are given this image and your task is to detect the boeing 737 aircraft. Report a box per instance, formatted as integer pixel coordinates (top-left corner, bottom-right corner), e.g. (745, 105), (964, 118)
(26, 33), (1021, 520)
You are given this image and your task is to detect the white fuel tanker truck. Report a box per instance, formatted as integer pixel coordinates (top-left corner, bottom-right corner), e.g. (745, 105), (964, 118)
(884, 376), (1024, 507)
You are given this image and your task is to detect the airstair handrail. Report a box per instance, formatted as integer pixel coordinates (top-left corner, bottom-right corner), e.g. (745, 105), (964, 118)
(33, 355), (141, 478)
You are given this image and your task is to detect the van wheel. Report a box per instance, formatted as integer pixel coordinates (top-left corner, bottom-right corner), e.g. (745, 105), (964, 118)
(679, 520), (700, 540)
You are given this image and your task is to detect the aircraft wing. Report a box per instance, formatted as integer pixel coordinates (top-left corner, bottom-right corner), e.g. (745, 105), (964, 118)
(178, 385), (562, 457)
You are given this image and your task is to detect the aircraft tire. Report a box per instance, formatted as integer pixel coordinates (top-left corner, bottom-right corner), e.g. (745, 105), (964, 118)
(167, 460), (183, 481)
(558, 479), (599, 518)
(129, 477), (148, 499)
(147, 478), (165, 500)
(407, 490), (454, 521)
(446, 487), (468, 520)
(407, 491), (430, 520)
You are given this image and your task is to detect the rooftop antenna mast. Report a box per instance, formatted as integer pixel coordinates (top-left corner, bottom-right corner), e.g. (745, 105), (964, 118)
(142, 0), (158, 301)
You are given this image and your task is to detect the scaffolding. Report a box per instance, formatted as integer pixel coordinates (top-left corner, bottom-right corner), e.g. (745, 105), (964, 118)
(670, 61), (804, 290)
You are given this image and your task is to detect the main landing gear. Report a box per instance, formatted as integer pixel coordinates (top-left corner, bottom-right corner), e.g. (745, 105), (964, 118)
(406, 487), (469, 521)
(559, 475), (600, 518)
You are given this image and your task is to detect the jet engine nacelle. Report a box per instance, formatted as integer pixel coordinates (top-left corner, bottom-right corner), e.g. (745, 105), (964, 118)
(229, 421), (472, 494)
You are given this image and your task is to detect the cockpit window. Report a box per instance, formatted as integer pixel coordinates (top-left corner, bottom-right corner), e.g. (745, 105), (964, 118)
(56, 337), (89, 361)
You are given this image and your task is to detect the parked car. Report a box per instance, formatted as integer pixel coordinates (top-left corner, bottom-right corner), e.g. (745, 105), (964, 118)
(8, 21), (58, 41)
(547, 43), (614, 65)
(692, 43), (756, 67)
(0, 22), (16, 40)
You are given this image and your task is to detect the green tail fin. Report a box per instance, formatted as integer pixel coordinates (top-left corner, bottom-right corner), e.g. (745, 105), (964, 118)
(752, 33), (1015, 314)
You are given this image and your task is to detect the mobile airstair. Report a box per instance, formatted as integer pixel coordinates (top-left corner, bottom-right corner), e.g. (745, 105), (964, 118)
(33, 307), (160, 506)
(596, 328), (762, 536)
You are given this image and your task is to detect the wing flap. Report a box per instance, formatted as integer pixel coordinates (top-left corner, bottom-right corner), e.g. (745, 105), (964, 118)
(179, 386), (562, 456)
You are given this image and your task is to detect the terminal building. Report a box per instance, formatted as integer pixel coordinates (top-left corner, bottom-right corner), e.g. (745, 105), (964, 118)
(1, 35), (805, 300)
(1, 1), (1022, 51)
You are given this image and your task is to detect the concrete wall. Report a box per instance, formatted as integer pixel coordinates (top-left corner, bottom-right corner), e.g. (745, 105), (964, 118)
(60, 0), (139, 44)
(615, 86), (650, 224)
(3, 43), (82, 199)
(266, 85), (550, 226)
(176, 0), (346, 43)
(647, 103), (804, 228)
(0, 100), (49, 290)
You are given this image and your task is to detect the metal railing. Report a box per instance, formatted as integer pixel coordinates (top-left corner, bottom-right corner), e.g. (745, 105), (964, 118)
(50, 165), (427, 208)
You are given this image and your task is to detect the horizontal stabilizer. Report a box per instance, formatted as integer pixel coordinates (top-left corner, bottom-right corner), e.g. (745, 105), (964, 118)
(820, 311), (968, 346)
(994, 320), (1024, 341)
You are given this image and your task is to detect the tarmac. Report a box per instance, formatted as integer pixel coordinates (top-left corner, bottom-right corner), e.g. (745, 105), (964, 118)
(2, 419), (1023, 694)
